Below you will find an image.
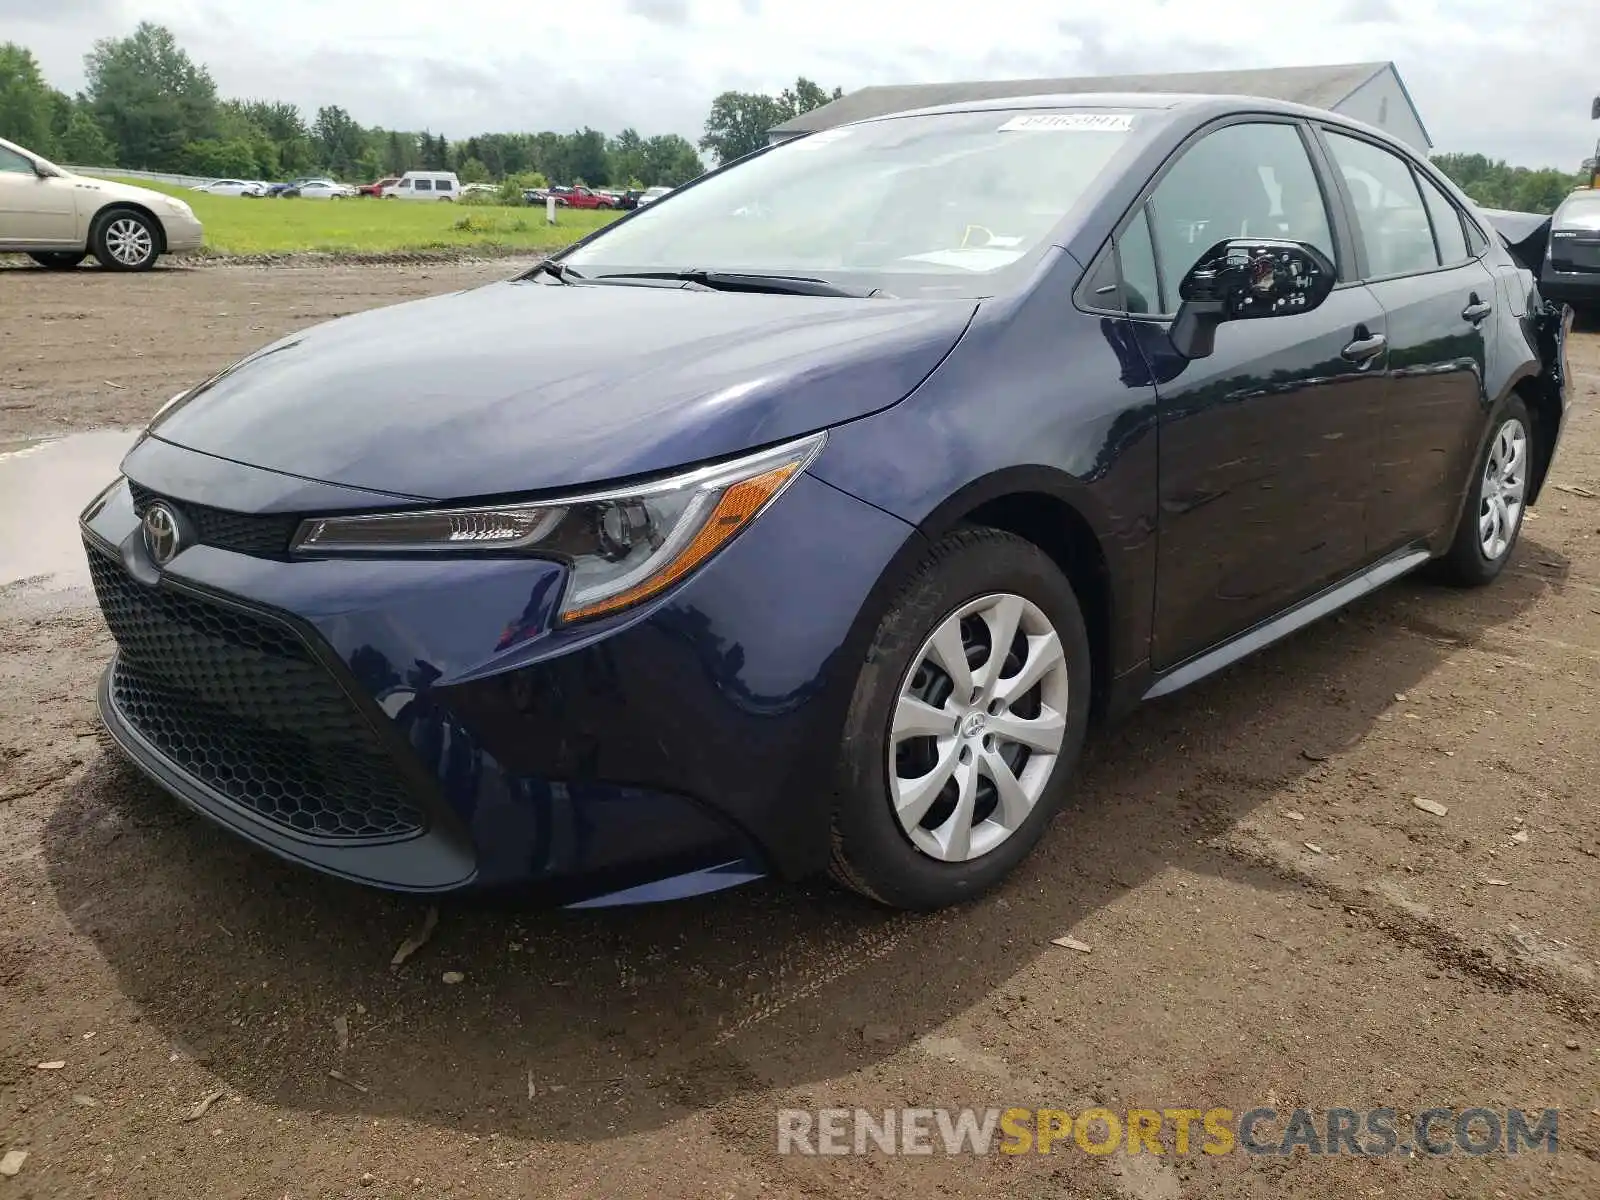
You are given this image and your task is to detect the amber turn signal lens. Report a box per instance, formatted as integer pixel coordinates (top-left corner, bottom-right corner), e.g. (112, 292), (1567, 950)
(561, 460), (801, 622)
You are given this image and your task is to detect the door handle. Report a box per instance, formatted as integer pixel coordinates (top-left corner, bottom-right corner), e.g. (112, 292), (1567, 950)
(1461, 293), (1492, 324)
(1341, 331), (1387, 365)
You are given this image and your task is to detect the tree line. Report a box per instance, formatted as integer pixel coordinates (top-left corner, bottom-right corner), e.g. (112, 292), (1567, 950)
(0, 24), (704, 189)
(0, 24), (1587, 212)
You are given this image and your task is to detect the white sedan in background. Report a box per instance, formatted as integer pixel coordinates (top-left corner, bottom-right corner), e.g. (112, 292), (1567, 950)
(191, 178), (265, 197)
(286, 179), (356, 199)
(638, 186), (673, 205)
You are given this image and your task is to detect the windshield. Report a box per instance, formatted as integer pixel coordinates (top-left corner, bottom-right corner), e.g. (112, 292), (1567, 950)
(562, 108), (1152, 298)
(1555, 192), (1600, 231)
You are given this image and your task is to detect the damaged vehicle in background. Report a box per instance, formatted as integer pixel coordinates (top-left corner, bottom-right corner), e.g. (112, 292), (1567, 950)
(1538, 188), (1600, 318)
(80, 93), (1572, 912)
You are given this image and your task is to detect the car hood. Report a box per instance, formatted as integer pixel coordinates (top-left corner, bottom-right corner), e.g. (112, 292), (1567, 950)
(62, 171), (193, 217)
(148, 278), (977, 501)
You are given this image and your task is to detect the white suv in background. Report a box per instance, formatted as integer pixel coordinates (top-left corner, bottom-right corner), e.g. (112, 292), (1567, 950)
(382, 170), (461, 201)
(0, 135), (204, 271)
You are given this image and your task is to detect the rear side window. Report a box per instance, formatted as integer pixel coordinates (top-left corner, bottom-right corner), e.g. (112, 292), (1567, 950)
(1324, 132), (1436, 277)
(1416, 172), (1469, 265)
(436, 178), (453, 192)
(415, 179), (433, 191)
(1145, 121), (1335, 308)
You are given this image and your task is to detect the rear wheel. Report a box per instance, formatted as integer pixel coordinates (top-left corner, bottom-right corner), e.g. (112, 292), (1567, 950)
(829, 528), (1091, 909)
(29, 251), (87, 270)
(91, 208), (161, 272)
(1435, 397), (1531, 586)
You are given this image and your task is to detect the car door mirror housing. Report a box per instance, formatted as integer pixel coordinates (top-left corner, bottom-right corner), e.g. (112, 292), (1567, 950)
(1170, 238), (1337, 360)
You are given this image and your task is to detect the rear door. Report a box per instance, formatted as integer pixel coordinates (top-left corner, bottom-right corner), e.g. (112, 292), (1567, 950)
(0, 145), (78, 246)
(1318, 128), (1498, 555)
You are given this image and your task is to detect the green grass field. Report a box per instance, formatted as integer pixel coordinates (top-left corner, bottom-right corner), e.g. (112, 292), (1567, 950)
(111, 176), (620, 256)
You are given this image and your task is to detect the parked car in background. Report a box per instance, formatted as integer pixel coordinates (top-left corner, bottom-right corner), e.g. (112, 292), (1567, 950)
(281, 179), (356, 200)
(460, 182), (497, 197)
(264, 177), (322, 198)
(1540, 187), (1600, 317)
(359, 176), (400, 197)
(615, 189), (643, 210)
(79, 94), (1571, 911)
(0, 134), (203, 270)
(191, 179), (265, 197)
(637, 185), (672, 205)
(562, 186), (618, 210)
(382, 171), (461, 201)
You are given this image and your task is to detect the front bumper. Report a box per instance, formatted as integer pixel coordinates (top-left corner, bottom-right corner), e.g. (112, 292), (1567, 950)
(159, 212), (205, 254)
(81, 437), (917, 903)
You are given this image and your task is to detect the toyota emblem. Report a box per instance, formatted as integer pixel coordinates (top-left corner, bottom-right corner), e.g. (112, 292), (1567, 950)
(142, 502), (182, 566)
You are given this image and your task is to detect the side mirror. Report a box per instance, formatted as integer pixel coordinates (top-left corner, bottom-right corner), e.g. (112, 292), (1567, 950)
(1170, 238), (1337, 360)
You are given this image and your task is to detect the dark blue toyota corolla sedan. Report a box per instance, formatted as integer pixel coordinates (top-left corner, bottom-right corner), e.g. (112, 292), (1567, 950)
(82, 92), (1572, 910)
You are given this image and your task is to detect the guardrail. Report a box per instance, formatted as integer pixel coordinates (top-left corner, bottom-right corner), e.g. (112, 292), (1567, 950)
(63, 165), (213, 188)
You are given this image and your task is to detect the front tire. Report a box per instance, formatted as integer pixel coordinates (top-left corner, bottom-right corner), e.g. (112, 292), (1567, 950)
(829, 528), (1092, 909)
(29, 251), (87, 270)
(1436, 397), (1532, 586)
(91, 208), (160, 272)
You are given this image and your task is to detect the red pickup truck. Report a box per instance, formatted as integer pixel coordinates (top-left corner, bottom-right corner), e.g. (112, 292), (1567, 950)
(561, 186), (618, 210)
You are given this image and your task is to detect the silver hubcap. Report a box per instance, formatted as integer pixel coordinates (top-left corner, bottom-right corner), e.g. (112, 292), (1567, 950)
(1479, 418), (1527, 561)
(105, 218), (153, 266)
(889, 593), (1070, 863)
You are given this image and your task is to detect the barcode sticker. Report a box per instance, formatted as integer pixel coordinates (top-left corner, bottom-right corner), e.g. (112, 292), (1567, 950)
(997, 112), (1136, 133)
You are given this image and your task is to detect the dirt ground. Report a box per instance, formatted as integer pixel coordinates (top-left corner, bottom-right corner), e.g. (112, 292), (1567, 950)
(2, 260), (1599, 1200)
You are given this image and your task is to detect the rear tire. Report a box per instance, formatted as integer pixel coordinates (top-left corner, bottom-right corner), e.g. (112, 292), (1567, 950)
(828, 527), (1092, 909)
(1435, 397), (1532, 586)
(29, 251), (87, 270)
(91, 208), (161, 272)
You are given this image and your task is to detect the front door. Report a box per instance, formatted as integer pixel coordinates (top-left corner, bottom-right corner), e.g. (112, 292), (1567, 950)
(1138, 120), (1392, 671)
(0, 146), (77, 246)
(1319, 129), (1500, 553)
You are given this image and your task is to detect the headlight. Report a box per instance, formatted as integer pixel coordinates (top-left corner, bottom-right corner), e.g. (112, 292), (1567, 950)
(292, 432), (825, 623)
(160, 197), (194, 217)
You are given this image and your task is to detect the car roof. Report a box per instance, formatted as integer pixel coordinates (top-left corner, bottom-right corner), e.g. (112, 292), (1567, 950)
(847, 90), (1391, 140)
(829, 89), (1431, 169)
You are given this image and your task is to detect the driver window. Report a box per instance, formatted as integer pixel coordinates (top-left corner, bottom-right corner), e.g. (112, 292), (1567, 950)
(0, 147), (35, 175)
(1145, 122), (1335, 311)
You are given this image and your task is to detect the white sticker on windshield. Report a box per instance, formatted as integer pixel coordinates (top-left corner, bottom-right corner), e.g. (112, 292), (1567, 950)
(997, 112), (1135, 133)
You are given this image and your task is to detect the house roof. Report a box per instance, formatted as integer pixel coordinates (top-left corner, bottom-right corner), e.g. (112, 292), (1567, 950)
(769, 62), (1404, 138)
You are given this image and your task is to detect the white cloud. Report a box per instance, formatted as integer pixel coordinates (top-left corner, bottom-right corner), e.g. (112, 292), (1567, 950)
(10, 0), (1598, 167)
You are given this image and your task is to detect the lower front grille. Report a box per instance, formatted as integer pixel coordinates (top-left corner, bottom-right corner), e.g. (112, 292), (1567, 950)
(88, 545), (426, 842)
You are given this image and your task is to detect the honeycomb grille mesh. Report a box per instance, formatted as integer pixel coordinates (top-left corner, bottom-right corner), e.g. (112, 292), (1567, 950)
(128, 481), (300, 558)
(89, 545), (426, 842)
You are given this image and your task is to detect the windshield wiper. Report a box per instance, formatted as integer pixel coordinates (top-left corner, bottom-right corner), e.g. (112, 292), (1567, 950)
(591, 269), (877, 298)
(530, 260), (585, 285)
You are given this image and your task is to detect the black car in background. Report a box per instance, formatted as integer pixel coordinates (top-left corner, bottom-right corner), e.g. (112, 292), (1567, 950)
(1541, 188), (1600, 316)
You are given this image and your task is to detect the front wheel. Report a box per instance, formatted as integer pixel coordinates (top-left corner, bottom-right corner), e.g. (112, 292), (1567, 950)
(91, 209), (160, 271)
(829, 528), (1092, 909)
(29, 251), (87, 270)
(1435, 397), (1532, 586)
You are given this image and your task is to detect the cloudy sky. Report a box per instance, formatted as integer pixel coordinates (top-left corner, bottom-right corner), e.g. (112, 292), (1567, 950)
(4, 0), (1595, 168)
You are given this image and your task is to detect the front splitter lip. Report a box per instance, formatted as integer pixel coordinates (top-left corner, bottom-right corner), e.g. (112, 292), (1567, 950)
(96, 656), (479, 894)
